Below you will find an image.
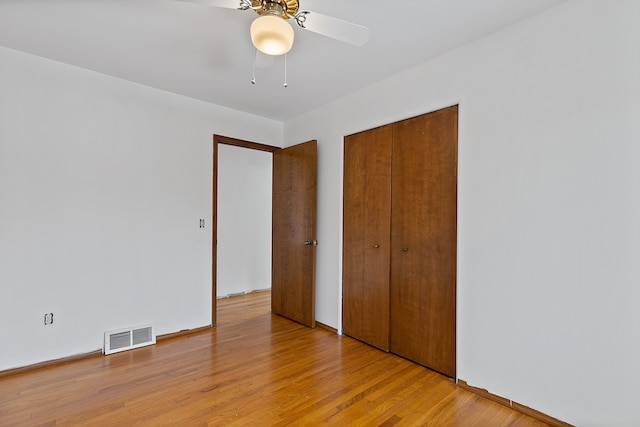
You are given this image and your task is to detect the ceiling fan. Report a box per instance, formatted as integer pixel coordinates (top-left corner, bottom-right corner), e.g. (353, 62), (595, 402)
(177, 0), (370, 56)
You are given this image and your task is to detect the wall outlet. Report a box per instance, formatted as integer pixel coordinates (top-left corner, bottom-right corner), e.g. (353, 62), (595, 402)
(44, 313), (54, 325)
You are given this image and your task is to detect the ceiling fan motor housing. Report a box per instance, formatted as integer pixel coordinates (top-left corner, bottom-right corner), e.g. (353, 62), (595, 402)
(253, 0), (299, 19)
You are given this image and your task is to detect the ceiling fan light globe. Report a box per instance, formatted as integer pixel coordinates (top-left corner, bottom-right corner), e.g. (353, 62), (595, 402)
(250, 15), (294, 56)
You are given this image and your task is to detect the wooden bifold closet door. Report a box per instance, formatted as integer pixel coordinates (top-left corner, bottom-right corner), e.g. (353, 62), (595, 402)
(342, 125), (393, 351)
(342, 106), (458, 378)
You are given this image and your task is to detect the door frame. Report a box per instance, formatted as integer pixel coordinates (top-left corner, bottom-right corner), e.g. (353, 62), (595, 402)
(212, 135), (280, 327)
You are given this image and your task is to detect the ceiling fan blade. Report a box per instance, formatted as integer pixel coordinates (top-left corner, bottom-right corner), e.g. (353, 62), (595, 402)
(295, 11), (369, 47)
(174, 0), (249, 10)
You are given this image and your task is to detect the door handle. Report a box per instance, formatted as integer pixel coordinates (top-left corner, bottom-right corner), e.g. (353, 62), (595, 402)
(304, 240), (318, 246)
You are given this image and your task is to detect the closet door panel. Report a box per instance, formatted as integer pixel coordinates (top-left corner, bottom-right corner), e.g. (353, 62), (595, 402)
(343, 126), (392, 350)
(343, 132), (367, 343)
(390, 106), (457, 377)
(389, 115), (428, 364)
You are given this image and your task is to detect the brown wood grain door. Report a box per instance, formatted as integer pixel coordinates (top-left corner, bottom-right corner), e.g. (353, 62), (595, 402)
(272, 140), (317, 328)
(343, 126), (392, 351)
(390, 106), (458, 377)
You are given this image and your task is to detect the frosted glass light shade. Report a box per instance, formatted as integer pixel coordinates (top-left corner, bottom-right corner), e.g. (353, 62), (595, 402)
(250, 15), (294, 56)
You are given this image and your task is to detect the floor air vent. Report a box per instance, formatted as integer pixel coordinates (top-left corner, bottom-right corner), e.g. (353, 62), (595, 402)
(103, 324), (156, 355)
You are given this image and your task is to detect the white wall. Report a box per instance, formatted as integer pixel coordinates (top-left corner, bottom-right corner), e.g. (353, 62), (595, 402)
(284, 1), (640, 426)
(217, 144), (272, 297)
(0, 45), (282, 371)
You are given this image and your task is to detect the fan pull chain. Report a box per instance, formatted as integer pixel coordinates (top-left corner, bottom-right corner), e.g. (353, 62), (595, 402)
(250, 48), (289, 88)
(251, 47), (256, 85)
(283, 53), (288, 88)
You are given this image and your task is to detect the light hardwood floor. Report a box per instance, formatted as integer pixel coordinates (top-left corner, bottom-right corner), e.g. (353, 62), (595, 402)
(0, 292), (550, 426)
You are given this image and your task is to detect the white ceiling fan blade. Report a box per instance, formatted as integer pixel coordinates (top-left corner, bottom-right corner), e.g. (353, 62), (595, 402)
(174, 0), (248, 10)
(295, 11), (369, 47)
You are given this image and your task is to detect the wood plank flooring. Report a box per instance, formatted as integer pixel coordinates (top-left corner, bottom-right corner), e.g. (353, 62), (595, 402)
(0, 292), (550, 426)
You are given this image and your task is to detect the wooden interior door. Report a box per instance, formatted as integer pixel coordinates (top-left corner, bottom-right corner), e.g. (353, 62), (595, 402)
(343, 126), (392, 350)
(390, 106), (458, 377)
(272, 140), (318, 327)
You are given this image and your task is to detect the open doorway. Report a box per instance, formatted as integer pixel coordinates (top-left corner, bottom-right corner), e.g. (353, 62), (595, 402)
(213, 135), (318, 328)
(212, 135), (280, 326)
(217, 144), (272, 297)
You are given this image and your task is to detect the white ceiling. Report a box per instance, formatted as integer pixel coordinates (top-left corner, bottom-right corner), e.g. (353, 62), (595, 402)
(0, 0), (565, 121)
